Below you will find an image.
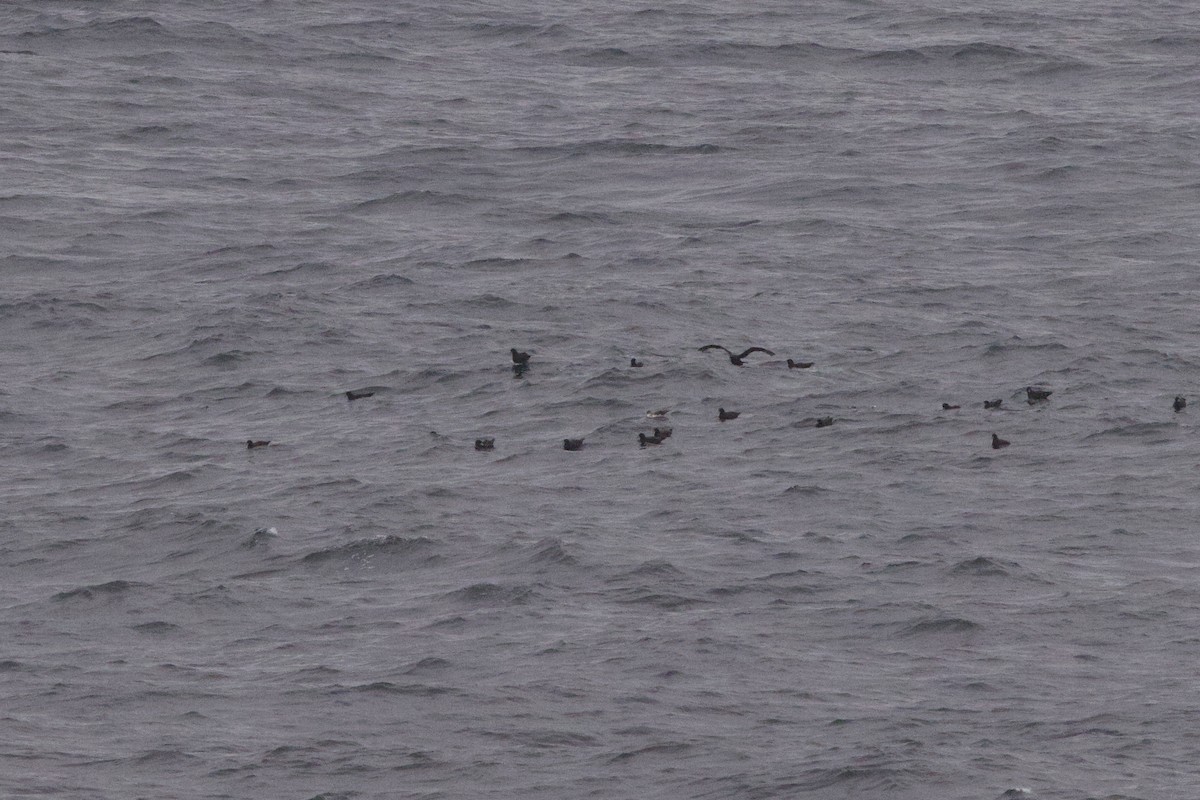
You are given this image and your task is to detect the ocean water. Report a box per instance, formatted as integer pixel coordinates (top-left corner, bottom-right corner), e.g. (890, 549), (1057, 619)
(3, 1), (1200, 797)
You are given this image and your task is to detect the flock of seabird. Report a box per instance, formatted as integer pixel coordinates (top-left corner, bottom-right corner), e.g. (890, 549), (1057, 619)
(245, 346), (1189, 452)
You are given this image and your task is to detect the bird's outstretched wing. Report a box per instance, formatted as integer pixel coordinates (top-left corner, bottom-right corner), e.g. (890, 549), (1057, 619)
(735, 347), (774, 359)
(699, 344), (733, 355)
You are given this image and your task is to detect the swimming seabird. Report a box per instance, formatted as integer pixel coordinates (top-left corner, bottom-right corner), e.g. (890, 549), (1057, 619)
(1026, 386), (1052, 402)
(653, 427), (672, 439)
(563, 438), (584, 451)
(787, 359), (814, 369)
(646, 409), (669, 419)
(815, 416), (834, 428)
(346, 390), (375, 401)
(510, 348), (531, 366)
(246, 440), (270, 449)
(699, 345), (775, 366)
(984, 399), (1003, 409)
(991, 433), (1010, 449)
(1174, 396), (1186, 412)
(942, 403), (961, 410)
(718, 408), (740, 421)
(475, 438), (495, 451)
(639, 432), (665, 446)
(630, 358), (644, 368)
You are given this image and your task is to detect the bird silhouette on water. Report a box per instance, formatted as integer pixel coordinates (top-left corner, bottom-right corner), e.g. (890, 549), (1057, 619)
(699, 345), (775, 366)
(718, 408), (740, 421)
(1026, 386), (1052, 402)
(1174, 396), (1187, 412)
(510, 348), (531, 366)
(991, 433), (1010, 449)
(787, 359), (814, 369)
(984, 399), (1003, 409)
(815, 416), (834, 428)
(942, 403), (961, 410)
(630, 358), (644, 368)
(475, 438), (495, 451)
(653, 427), (672, 439)
(563, 438), (584, 451)
(345, 390), (374, 401)
(246, 440), (270, 449)
(639, 432), (665, 446)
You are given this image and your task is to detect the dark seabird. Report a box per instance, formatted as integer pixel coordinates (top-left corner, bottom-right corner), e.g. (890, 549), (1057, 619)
(246, 440), (270, 449)
(638, 432), (664, 446)
(346, 390), (375, 401)
(475, 438), (495, 451)
(699, 344), (775, 366)
(630, 358), (644, 368)
(815, 416), (834, 428)
(563, 438), (584, 451)
(991, 433), (1010, 449)
(787, 359), (814, 369)
(1174, 396), (1187, 412)
(984, 399), (1003, 409)
(1026, 386), (1052, 402)
(646, 409), (669, 419)
(653, 427), (672, 439)
(718, 407), (740, 421)
(510, 348), (531, 366)
(942, 403), (961, 410)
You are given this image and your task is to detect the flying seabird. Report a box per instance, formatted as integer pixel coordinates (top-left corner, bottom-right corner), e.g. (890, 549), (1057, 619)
(699, 345), (775, 366)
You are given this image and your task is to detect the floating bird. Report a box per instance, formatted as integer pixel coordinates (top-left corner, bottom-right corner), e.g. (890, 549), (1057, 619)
(246, 440), (270, 449)
(815, 416), (834, 428)
(1026, 386), (1052, 402)
(718, 407), (740, 421)
(984, 399), (1003, 409)
(638, 432), (665, 446)
(787, 359), (814, 369)
(646, 409), (669, 419)
(345, 390), (375, 401)
(699, 344), (775, 366)
(510, 348), (531, 365)
(991, 433), (1010, 449)
(653, 427), (672, 439)
(475, 438), (495, 451)
(1174, 396), (1187, 412)
(630, 358), (644, 368)
(563, 438), (584, 451)
(942, 403), (961, 410)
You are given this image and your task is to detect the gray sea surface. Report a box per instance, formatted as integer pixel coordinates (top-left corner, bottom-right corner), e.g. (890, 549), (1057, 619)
(3, 1), (1200, 798)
